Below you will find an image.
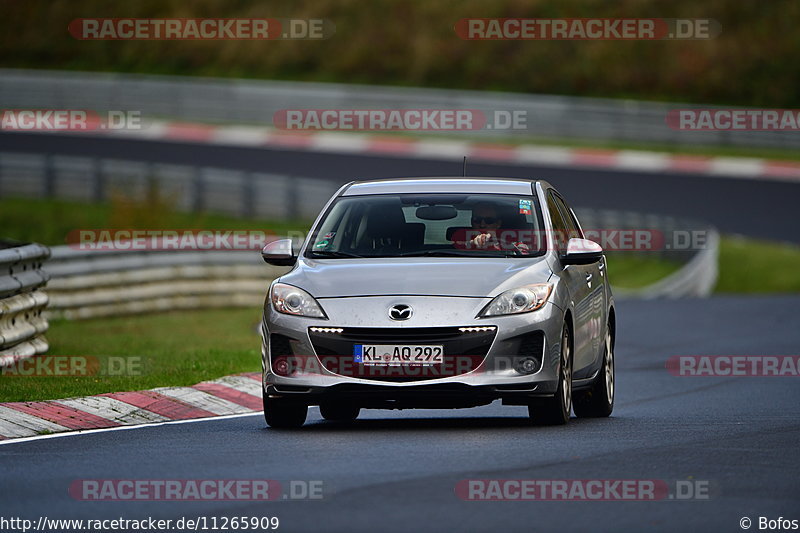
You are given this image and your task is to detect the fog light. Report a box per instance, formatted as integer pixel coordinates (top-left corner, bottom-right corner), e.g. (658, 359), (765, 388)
(273, 357), (291, 376)
(515, 357), (541, 375)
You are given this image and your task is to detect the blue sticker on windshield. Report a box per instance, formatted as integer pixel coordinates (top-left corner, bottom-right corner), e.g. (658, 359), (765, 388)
(519, 199), (532, 215)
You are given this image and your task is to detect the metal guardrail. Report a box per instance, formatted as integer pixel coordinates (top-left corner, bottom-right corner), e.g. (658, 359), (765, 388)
(0, 151), (338, 220)
(46, 247), (289, 320)
(1, 68), (797, 149)
(0, 241), (50, 366)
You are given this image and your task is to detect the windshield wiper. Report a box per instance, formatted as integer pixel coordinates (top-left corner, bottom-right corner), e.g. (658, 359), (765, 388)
(308, 250), (365, 259)
(399, 249), (492, 257)
(400, 249), (534, 258)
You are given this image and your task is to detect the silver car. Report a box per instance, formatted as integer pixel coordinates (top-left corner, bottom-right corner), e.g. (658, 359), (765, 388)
(260, 177), (615, 428)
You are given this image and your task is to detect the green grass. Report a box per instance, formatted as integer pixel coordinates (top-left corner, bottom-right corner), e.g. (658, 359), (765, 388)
(605, 253), (683, 289)
(0, 308), (263, 403)
(605, 236), (800, 293)
(716, 236), (800, 293)
(607, 237), (800, 293)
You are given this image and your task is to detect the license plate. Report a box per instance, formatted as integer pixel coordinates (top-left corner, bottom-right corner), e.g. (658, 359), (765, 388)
(354, 344), (444, 366)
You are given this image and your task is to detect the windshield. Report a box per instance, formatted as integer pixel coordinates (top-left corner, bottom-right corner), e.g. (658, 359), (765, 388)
(304, 193), (545, 259)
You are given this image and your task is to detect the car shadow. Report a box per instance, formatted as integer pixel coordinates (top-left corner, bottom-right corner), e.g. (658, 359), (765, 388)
(260, 414), (621, 432)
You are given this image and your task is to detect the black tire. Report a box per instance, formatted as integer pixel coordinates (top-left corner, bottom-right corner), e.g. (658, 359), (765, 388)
(262, 390), (307, 428)
(529, 322), (572, 425)
(319, 402), (360, 422)
(573, 326), (615, 418)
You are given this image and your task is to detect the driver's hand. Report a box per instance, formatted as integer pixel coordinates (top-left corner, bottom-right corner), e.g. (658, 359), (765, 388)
(471, 232), (493, 248)
(514, 242), (530, 254)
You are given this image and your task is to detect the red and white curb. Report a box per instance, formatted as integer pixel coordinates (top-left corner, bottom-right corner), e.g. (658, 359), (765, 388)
(89, 120), (800, 182)
(0, 372), (263, 441)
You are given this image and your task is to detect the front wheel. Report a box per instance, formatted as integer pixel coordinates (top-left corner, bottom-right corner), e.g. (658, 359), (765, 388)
(529, 322), (572, 425)
(573, 326), (614, 418)
(263, 391), (307, 428)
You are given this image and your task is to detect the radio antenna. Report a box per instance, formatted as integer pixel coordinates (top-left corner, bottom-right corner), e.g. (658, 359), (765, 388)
(462, 156), (467, 177)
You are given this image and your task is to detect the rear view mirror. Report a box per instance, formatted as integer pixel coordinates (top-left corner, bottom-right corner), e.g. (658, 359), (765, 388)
(562, 238), (603, 265)
(415, 205), (458, 220)
(261, 238), (296, 266)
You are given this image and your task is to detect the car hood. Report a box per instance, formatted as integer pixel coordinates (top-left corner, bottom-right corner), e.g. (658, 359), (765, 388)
(279, 257), (552, 298)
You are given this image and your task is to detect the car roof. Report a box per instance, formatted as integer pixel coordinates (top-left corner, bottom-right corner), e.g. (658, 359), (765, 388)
(342, 177), (540, 196)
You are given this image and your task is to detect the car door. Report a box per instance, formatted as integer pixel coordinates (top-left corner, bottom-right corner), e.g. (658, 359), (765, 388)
(553, 193), (606, 376)
(546, 191), (595, 376)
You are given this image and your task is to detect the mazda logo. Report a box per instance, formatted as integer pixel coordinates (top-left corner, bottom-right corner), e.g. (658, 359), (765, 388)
(388, 304), (413, 321)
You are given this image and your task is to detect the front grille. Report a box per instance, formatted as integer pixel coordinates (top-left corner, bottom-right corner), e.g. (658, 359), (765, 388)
(309, 326), (496, 382)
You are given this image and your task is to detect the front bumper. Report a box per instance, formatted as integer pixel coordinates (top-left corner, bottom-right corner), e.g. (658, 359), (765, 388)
(262, 296), (564, 406)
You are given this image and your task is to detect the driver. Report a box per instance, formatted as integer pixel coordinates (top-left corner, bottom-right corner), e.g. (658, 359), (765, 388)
(452, 202), (531, 254)
(467, 202), (502, 249)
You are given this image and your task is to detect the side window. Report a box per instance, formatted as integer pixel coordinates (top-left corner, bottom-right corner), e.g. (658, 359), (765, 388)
(340, 202), (369, 251)
(546, 192), (569, 254)
(553, 194), (583, 241)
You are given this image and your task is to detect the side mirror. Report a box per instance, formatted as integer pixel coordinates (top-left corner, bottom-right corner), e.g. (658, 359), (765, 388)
(562, 238), (603, 265)
(261, 238), (296, 266)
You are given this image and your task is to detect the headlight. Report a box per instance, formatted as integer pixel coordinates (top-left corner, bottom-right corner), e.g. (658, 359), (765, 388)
(270, 283), (327, 318)
(479, 283), (553, 317)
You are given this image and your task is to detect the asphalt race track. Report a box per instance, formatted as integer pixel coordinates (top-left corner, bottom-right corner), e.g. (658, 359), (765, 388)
(2, 296), (799, 532)
(1, 132), (799, 243)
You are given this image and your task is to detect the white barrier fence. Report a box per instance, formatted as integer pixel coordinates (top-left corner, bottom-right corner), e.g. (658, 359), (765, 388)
(0, 242), (50, 365)
(45, 247), (289, 320)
